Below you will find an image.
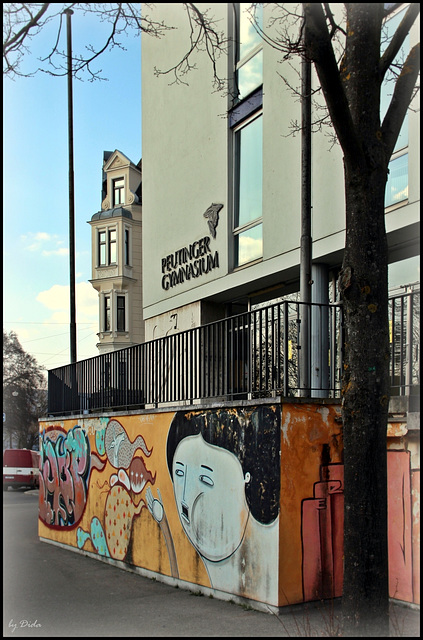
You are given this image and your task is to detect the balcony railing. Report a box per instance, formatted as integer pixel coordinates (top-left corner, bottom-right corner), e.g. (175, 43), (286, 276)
(47, 291), (420, 416)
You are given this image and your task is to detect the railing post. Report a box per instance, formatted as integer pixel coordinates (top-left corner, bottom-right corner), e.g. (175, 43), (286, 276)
(283, 302), (289, 397)
(405, 290), (413, 392)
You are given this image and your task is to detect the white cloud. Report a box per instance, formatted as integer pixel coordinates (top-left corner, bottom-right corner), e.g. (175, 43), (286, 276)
(21, 231), (66, 254)
(41, 247), (69, 257)
(37, 282), (98, 321)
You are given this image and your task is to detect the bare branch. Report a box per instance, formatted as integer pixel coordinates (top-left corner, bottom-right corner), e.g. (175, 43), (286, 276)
(379, 3), (420, 80)
(3, 3), (50, 57)
(382, 42), (420, 157)
(153, 3), (230, 93)
(3, 3), (174, 80)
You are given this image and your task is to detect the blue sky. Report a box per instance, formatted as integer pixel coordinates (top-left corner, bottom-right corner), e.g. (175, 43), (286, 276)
(3, 7), (141, 371)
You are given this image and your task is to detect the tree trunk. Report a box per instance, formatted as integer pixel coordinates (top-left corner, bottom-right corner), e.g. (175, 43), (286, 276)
(339, 160), (390, 637)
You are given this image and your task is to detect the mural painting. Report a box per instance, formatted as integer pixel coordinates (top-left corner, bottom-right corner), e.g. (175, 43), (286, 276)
(39, 402), (419, 608)
(39, 405), (281, 606)
(165, 407), (281, 602)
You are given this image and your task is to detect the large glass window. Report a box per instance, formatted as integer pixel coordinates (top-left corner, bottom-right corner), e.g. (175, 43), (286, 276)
(231, 4), (263, 269)
(233, 113), (263, 267)
(236, 3), (263, 101)
(235, 114), (263, 227)
(385, 153), (408, 207)
(382, 7), (409, 207)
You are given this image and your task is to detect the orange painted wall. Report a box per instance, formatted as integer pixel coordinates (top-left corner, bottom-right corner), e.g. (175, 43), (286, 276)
(278, 402), (343, 605)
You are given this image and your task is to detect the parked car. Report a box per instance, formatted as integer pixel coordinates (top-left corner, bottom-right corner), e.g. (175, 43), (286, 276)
(3, 448), (40, 491)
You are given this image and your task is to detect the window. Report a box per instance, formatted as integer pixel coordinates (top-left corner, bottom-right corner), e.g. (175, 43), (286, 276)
(234, 113), (263, 266)
(98, 231), (106, 266)
(382, 7), (409, 207)
(104, 295), (111, 331)
(108, 229), (116, 264)
(112, 177), (125, 206)
(117, 295), (126, 332)
(124, 228), (130, 266)
(98, 228), (117, 266)
(236, 3), (263, 101)
(385, 154), (408, 207)
(230, 3), (263, 268)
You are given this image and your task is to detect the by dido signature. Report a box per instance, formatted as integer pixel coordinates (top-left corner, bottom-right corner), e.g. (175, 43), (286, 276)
(9, 620), (41, 633)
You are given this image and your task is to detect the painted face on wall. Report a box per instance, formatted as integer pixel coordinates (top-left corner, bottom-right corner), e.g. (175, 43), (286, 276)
(172, 434), (251, 562)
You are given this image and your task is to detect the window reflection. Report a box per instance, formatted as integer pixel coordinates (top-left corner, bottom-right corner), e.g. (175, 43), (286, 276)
(382, 7), (409, 210)
(238, 50), (263, 101)
(381, 8), (409, 153)
(236, 224), (263, 266)
(239, 3), (263, 60)
(385, 154), (408, 207)
(236, 4), (263, 101)
(232, 4), (263, 269)
(235, 115), (263, 228)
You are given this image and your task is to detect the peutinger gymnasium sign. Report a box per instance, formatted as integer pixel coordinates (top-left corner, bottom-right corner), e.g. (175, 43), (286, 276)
(161, 236), (219, 290)
(160, 204), (223, 291)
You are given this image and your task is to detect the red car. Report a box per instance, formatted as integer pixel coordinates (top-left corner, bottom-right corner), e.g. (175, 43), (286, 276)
(3, 449), (40, 491)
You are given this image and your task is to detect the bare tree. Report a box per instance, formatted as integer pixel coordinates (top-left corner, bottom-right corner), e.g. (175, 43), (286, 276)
(3, 331), (47, 450)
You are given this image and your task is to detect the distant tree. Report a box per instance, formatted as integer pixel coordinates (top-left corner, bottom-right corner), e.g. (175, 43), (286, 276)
(3, 330), (46, 450)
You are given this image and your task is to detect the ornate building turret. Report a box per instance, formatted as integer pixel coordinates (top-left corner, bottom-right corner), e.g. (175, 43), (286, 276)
(88, 150), (144, 354)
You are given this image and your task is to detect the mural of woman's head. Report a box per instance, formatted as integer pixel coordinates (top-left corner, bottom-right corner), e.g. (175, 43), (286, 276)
(166, 406), (281, 560)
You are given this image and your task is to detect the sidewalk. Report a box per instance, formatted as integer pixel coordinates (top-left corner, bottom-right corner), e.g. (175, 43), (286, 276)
(7, 538), (421, 637)
(4, 489), (420, 637)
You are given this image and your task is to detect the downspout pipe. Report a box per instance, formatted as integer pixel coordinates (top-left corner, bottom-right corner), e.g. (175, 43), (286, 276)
(299, 55), (312, 396)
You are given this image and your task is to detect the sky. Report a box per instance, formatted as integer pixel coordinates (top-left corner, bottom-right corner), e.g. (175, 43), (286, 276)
(3, 6), (142, 373)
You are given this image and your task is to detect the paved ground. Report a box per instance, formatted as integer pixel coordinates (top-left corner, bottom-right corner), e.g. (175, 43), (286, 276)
(3, 489), (420, 637)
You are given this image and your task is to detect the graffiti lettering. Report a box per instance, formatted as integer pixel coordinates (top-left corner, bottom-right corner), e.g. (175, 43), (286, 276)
(39, 426), (94, 526)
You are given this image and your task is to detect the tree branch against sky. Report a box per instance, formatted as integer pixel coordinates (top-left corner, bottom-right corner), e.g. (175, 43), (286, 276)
(3, 3), (170, 80)
(3, 3), (229, 84)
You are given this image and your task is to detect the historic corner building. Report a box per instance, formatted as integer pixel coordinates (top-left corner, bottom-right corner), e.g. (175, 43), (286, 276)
(40, 4), (419, 612)
(88, 150), (144, 353)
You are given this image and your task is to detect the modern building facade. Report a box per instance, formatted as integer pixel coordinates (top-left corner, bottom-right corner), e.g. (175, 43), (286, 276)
(88, 150), (144, 353)
(141, 3), (419, 339)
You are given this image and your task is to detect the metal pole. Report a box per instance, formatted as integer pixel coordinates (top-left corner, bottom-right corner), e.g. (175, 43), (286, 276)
(299, 55), (312, 396)
(65, 9), (77, 364)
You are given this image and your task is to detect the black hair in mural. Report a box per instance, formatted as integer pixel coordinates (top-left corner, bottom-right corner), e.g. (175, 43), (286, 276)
(166, 405), (281, 524)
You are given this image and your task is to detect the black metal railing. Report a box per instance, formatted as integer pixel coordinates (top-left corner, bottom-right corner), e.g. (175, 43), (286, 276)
(47, 291), (420, 416)
(389, 288), (420, 399)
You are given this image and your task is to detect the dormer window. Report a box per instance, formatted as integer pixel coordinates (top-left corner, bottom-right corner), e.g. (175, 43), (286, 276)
(113, 177), (125, 206)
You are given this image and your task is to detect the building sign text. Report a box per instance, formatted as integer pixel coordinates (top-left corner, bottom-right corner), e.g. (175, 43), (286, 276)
(161, 236), (219, 290)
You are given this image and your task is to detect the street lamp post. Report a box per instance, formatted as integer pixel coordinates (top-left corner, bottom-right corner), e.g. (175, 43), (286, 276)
(64, 8), (77, 364)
